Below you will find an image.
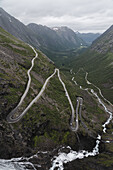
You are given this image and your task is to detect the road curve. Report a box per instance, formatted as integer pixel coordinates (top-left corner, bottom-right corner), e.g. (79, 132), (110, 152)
(7, 46), (77, 128)
(71, 68), (113, 134)
(57, 69), (75, 125)
(7, 45), (38, 123)
(7, 69), (57, 123)
(70, 97), (83, 132)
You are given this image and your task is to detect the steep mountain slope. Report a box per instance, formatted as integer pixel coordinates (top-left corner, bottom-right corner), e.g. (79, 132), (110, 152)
(27, 24), (86, 51)
(0, 21), (113, 170)
(27, 24), (87, 66)
(76, 32), (101, 45)
(27, 23), (66, 51)
(58, 26), (113, 170)
(0, 7), (40, 49)
(91, 25), (113, 53)
(52, 26), (86, 48)
(68, 25), (113, 103)
(0, 26), (81, 158)
(0, 25), (109, 158)
(0, 7), (87, 64)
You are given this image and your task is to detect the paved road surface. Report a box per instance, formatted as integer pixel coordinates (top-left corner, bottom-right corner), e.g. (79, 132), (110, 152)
(7, 46), (75, 126)
(70, 97), (83, 132)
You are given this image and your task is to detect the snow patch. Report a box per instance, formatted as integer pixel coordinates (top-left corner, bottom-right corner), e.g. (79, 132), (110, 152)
(8, 17), (12, 23)
(53, 27), (59, 31)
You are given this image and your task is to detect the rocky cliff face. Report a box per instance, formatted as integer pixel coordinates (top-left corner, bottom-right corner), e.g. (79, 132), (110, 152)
(0, 8), (40, 49)
(91, 25), (113, 53)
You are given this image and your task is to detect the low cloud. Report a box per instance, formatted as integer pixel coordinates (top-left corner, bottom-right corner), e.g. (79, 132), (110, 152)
(1, 0), (113, 33)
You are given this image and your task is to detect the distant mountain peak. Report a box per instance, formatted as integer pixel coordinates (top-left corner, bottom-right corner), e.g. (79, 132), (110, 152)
(0, 8), (86, 57)
(52, 26), (73, 32)
(77, 32), (101, 45)
(75, 31), (80, 34)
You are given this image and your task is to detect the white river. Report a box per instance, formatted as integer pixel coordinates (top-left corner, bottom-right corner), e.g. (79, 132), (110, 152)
(1, 46), (113, 170)
(50, 69), (113, 170)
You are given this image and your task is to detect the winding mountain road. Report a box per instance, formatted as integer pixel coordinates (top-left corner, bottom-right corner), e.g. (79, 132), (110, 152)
(7, 45), (79, 132)
(70, 97), (83, 132)
(7, 45), (38, 123)
(71, 69), (113, 136)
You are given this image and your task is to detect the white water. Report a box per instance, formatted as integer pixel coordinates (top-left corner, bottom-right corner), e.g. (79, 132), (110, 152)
(50, 69), (113, 170)
(85, 72), (113, 107)
(4, 44), (113, 169)
(1, 67), (113, 170)
(50, 135), (101, 170)
(4, 60), (113, 170)
(90, 89), (112, 133)
(0, 158), (36, 170)
(3, 46), (77, 169)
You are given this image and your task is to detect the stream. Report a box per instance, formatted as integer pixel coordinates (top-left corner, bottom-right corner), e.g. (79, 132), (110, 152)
(1, 55), (113, 169)
(50, 69), (113, 170)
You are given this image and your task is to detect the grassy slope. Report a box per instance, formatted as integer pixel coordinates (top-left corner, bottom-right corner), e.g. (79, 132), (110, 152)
(68, 26), (113, 103)
(40, 45), (87, 67)
(66, 48), (113, 103)
(1, 27), (113, 168)
(60, 33), (113, 168)
(0, 27), (79, 157)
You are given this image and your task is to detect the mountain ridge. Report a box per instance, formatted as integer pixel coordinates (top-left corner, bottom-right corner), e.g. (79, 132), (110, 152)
(91, 25), (113, 53)
(0, 7), (87, 56)
(27, 23), (86, 52)
(0, 8), (113, 169)
(66, 25), (113, 103)
(76, 32), (101, 45)
(0, 26), (81, 159)
(0, 7), (40, 49)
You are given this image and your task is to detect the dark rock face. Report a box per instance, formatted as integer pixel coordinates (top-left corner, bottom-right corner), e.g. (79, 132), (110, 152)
(27, 24), (86, 51)
(28, 24), (64, 51)
(64, 157), (113, 170)
(0, 8), (40, 49)
(91, 25), (113, 53)
(0, 121), (33, 159)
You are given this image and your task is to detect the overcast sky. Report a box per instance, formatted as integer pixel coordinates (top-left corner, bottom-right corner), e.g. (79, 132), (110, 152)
(1, 0), (113, 33)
